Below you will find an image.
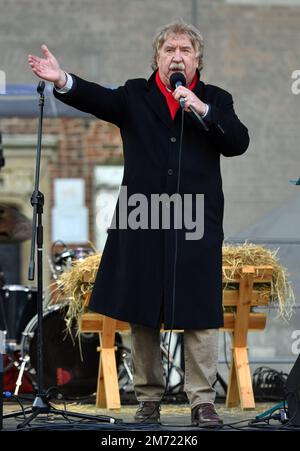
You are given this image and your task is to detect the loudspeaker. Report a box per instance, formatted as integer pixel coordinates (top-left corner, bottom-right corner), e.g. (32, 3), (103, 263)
(286, 353), (300, 426)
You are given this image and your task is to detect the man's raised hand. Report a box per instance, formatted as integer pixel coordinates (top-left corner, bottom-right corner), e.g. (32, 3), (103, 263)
(28, 45), (67, 88)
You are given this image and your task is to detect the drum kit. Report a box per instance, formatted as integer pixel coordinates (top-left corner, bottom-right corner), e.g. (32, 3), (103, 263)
(0, 204), (100, 397)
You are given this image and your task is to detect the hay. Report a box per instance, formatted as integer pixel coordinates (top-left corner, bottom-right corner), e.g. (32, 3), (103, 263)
(53, 243), (295, 338)
(222, 243), (295, 321)
(52, 253), (102, 342)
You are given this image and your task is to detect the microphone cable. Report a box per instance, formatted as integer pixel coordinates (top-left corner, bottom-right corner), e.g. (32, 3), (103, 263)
(163, 105), (185, 400)
(141, 106), (186, 423)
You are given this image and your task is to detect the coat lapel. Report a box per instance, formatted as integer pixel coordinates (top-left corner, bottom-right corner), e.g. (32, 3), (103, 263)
(144, 72), (173, 130)
(192, 71), (205, 101)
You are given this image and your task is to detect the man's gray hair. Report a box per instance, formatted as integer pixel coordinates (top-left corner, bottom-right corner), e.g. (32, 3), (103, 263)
(151, 21), (204, 71)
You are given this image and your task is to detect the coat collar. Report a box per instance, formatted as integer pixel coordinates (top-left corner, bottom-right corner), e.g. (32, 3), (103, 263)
(144, 70), (205, 130)
(145, 71), (173, 129)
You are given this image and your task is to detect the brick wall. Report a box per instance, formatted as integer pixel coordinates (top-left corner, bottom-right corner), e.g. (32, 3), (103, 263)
(0, 116), (123, 243)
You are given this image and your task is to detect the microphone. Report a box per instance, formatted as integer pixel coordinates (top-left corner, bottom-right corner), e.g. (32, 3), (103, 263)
(169, 72), (209, 131)
(169, 72), (187, 108)
(37, 80), (45, 95)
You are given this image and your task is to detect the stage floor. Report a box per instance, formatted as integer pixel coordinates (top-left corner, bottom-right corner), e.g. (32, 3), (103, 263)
(1, 401), (293, 432)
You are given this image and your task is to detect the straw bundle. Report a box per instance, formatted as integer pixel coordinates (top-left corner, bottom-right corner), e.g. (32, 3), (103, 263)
(222, 243), (295, 321)
(53, 253), (102, 339)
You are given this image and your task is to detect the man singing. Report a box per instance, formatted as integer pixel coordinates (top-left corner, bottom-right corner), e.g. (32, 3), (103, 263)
(28, 21), (249, 428)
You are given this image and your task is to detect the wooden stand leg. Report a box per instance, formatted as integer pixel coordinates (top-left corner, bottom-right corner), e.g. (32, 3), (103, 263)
(233, 347), (255, 410)
(95, 317), (121, 409)
(226, 350), (239, 408)
(225, 268), (256, 410)
(226, 346), (255, 410)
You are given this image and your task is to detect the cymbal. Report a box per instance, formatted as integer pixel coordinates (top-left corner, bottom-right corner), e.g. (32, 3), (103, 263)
(0, 205), (32, 243)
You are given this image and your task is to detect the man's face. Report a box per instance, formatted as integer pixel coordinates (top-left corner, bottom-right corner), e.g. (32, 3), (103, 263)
(156, 33), (199, 88)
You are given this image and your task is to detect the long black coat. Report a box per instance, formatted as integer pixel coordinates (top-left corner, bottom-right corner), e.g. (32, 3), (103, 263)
(54, 71), (249, 329)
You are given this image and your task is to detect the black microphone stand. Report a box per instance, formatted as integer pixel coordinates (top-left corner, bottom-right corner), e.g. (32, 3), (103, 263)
(3, 81), (118, 429)
(26, 80), (47, 418)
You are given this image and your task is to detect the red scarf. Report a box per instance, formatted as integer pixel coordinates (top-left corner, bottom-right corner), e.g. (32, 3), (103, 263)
(155, 71), (198, 120)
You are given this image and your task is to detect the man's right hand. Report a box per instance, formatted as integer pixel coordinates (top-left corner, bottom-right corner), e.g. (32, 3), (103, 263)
(28, 45), (67, 88)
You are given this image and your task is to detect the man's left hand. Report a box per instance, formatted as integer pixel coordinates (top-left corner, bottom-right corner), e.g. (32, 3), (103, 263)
(173, 86), (207, 115)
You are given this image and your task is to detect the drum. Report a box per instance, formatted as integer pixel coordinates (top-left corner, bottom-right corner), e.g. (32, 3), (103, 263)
(53, 247), (95, 275)
(0, 285), (37, 344)
(72, 247), (95, 260)
(20, 304), (100, 396)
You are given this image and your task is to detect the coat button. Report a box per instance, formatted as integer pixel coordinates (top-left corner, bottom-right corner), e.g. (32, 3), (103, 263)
(168, 169), (173, 175)
(170, 137), (177, 143)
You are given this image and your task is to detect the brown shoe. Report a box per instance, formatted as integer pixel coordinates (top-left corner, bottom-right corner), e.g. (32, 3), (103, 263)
(191, 403), (223, 428)
(134, 401), (161, 423)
